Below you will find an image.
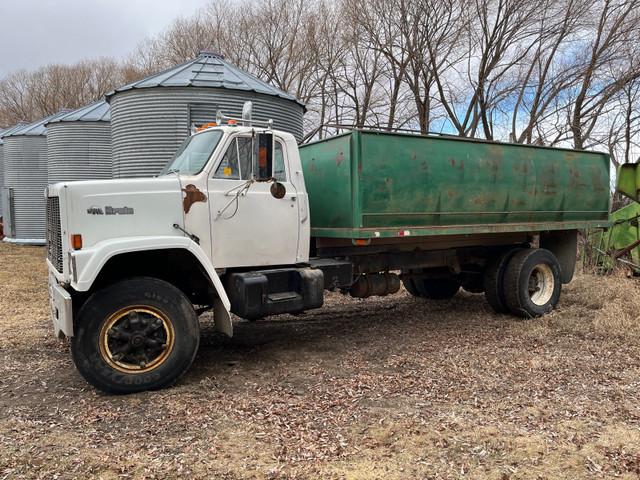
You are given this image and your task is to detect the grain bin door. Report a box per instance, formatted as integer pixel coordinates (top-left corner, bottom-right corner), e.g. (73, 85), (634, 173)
(1, 187), (15, 237)
(207, 135), (299, 268)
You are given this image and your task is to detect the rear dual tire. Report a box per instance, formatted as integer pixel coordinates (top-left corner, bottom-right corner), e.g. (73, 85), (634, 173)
(483, 248), (522, 313)
(503, 249), (562, 317)
(401, 270), (422, 297)
(402, 270), (460, 299)
(484, 248), (562, 317)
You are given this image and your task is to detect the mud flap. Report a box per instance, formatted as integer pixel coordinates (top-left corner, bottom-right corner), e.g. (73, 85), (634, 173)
(540, 230), (577, 284)
(213, 297), (233, 337)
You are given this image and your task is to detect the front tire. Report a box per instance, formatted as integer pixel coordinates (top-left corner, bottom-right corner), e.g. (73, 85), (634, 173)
(503, 249), (562, 317)
(71, 277), (200, 394)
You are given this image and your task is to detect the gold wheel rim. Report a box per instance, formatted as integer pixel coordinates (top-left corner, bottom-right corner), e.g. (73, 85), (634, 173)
(99, 306), (175, 374)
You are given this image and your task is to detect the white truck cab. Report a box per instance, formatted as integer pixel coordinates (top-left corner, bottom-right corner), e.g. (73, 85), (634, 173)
(45, 109), (323, 394)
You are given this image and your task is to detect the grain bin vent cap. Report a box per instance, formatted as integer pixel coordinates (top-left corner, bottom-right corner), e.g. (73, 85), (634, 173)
(45, 99), (110, 125)
(105, 50), (306, 112)
(6, 110), (72, 137)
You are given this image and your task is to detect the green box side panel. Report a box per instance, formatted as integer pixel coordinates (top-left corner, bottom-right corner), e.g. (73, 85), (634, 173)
(300, 131), (610, 236)
(299, 132), (354, 229)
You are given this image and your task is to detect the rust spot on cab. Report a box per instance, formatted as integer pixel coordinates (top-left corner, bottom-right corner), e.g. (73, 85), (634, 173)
(182, 184), (207, 214)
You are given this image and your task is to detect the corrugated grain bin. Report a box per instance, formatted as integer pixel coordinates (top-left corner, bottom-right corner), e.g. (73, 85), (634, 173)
(46, 100), (112, 183)
(1, 131), (6, 219)
(106, 50), (305, 178)
(1, 122), (31, 226)
(2, 112), (67, 243)
(0, 130), (3, 220)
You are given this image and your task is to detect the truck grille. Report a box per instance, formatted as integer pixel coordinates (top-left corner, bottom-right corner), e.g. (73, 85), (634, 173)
(46, 197), (63, 273)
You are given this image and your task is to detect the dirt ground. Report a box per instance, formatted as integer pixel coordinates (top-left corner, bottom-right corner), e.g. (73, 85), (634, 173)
(1, 241), (639, 479)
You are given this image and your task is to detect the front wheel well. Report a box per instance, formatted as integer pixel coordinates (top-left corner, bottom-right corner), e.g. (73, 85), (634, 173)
(75, 249), (215, 313)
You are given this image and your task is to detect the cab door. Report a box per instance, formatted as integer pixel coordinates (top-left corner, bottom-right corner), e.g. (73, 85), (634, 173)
(207, 134), (300, 268)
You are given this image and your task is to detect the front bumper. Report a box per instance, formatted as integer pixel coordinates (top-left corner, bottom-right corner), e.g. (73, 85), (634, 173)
(49, 272), (73, 338)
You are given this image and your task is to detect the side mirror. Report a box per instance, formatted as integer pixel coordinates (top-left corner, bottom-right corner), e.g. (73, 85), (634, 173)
(256, 133), (273, 181)
(270, 182), (286, 199)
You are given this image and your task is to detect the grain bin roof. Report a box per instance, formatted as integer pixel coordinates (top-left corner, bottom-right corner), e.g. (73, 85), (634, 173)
(46, 99), (110, 124)
(6, 111), (71, 137)
(105, 50), (306, 111)
(0, 121), (30, 144)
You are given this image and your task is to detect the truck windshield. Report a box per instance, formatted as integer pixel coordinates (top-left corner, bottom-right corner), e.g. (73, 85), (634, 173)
(160, 130), (223, 175)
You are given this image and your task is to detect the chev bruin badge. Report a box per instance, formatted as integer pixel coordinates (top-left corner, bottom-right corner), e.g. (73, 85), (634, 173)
(87, 206), (134, 215)
(87, 206), (104, 215)
(105, 206), (134, 215)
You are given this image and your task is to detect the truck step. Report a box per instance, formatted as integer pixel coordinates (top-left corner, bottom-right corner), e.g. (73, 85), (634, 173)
(226, 267), (324, 320)
(267, 292), (301, 302)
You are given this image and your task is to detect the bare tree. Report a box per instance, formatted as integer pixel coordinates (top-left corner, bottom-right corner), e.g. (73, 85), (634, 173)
(605, 74), (640, 167)
(0, 70), (33, 126)
(299, 0), (350, 137)
(344, 0), (413, 130)
(569, 0), (640, 150)
(509, 0), (591, 144)
(0, 58), (129, 126)
(433, 0), (541, 139)
(126, 8), (218, 75)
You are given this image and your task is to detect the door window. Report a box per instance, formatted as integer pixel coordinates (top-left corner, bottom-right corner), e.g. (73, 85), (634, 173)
(274, 142), (286, 181)
(213, 137), (253, 180)
(214, 137), (286, 180)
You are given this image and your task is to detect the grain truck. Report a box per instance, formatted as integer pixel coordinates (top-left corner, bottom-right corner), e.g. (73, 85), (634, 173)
(45, 107), (611, 394)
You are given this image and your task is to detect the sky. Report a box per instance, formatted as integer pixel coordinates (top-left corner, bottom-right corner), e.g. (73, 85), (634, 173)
(0, 0), (211, 78)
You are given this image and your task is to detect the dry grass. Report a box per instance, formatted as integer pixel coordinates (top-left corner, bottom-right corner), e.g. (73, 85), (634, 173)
(1, 241), (639, 479)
